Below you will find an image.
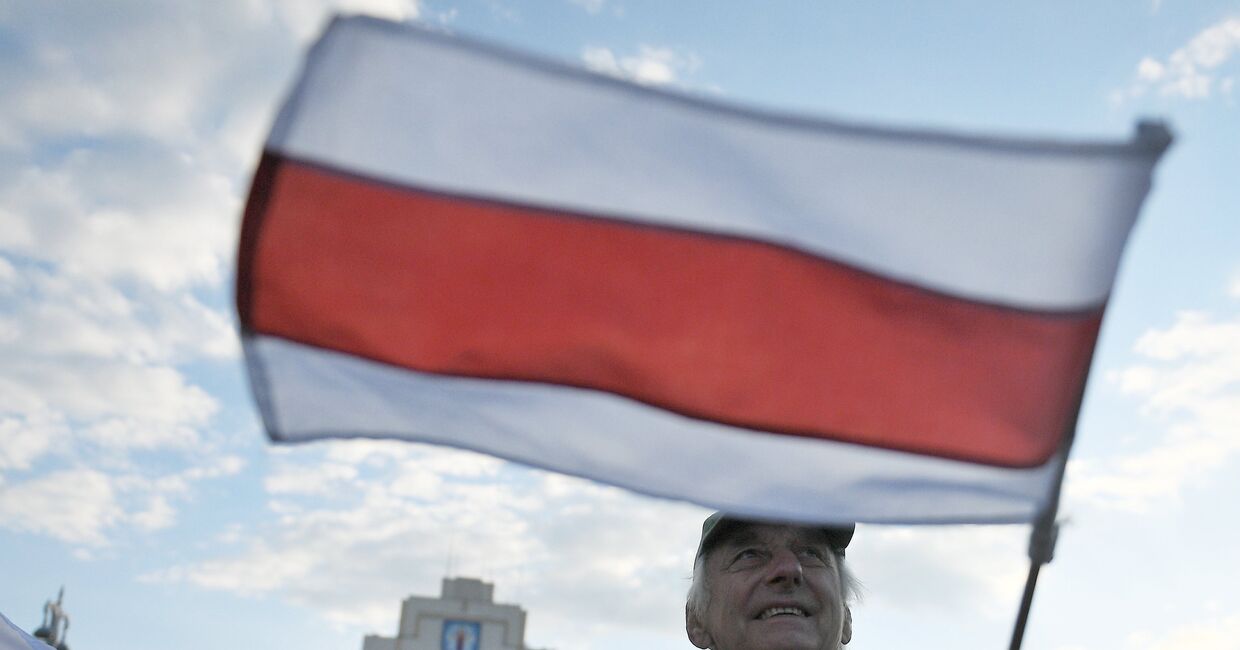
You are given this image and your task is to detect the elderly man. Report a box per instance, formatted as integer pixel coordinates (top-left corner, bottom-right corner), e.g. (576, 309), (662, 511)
(686, 512), (857, 650)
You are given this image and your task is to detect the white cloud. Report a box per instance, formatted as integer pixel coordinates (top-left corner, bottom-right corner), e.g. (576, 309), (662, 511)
(0, 469), (122, 546)
(146, 441), (708, 646)
(80, 418), (202, 451)
(0, 150), (242, 292)
(319, 438), (416, 465)
(394, 448), (504, 479)
(265, 460), (360, 496)
(1127, 613), (1240, 649)
(270, 0), (422, 42)
(182, 454), (248, 481)
(849, 525), (1028, 617)
(2, 359), (216, 429)
(0, 256), (15, 288)
(146, 541), (323, 594)
(0, 1), (421, 157)
(1, 267), (238, 365)
(0, 344), (234, 543)
(0, 411), (69, 472)
(130, 494), (178, 531)
(1132, 309), (1240, 362)
(0, 229), (235, 495)
(1069, 305), (1240, 512)
(582, 44), (703, 86)
(568, 0), (607, 14)
(0, 0), (352, 295)
(0, 0), (444, 566)
(0, 4), (284, 158)
(388, 469), (443, 499)
(1120, 17), (1240, 100)
(0, 454), (245, 546)
(0, 264), (235, 542)
(1137, 57), (1165, 82)
(0, 262), (239, 546)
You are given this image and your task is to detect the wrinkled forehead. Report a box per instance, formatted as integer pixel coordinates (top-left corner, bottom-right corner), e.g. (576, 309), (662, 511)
(710, 522), (836, 555)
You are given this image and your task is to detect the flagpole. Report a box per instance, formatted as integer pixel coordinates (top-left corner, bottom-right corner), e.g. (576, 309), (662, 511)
(1008, 514), (1059, 650)
(1007, 417), (1074, 650)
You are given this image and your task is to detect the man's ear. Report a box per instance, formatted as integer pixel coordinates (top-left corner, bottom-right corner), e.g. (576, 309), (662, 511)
(686, 604), (713, 649)
(841, 605), (852, 645)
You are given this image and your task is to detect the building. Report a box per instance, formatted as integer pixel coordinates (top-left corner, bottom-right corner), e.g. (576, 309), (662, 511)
(362, 577), (540, 650)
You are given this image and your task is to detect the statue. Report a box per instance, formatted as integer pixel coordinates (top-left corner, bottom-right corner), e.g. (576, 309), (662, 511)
(32, 587), (70, 650)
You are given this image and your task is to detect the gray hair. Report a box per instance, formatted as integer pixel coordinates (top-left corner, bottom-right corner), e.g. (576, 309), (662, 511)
(686, 549), (860, 622)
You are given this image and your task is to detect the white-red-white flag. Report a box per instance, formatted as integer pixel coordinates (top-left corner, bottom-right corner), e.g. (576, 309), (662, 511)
(237, 15), (1171, 525)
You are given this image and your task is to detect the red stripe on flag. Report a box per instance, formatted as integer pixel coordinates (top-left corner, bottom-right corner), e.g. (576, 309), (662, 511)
(240, 153), (1102, 467)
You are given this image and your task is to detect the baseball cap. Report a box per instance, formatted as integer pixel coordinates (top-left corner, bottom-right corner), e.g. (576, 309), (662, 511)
(695, 512), (855, 560)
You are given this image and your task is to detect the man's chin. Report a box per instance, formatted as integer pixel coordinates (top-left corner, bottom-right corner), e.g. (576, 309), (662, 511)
(746, 617), (824, 650)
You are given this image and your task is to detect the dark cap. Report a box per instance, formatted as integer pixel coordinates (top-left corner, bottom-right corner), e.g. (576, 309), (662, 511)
(694, 512), (855, 560)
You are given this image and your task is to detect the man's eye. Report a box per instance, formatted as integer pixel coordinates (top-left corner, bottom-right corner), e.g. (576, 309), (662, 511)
(800, 548), (828, 564)
(731, 548), (761, 563)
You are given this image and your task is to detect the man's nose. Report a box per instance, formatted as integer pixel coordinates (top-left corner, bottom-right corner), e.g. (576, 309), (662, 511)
(766, 549), (804, 586)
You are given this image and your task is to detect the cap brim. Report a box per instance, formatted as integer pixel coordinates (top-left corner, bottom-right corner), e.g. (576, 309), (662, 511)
(696, 513), (855, 559)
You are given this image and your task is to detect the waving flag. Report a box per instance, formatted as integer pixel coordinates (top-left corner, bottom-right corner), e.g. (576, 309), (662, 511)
(0, 610), (53, 650)
(236, 15), (1170, 525)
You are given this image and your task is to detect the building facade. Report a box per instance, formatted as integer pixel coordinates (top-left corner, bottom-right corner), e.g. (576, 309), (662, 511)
(362, 578), (535, 650)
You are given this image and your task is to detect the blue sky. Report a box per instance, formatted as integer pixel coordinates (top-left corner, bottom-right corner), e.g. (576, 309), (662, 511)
(1, 1), (1238, 649)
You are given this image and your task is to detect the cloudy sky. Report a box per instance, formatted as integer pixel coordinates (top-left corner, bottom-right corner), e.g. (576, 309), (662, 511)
(1, 1), (1239, 649)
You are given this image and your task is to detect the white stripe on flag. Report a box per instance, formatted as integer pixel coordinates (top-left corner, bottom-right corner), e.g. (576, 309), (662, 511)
(247, 335), (1060, 525)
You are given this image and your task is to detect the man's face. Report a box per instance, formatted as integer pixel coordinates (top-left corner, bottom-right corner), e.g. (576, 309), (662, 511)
(687, 523), (851, 650)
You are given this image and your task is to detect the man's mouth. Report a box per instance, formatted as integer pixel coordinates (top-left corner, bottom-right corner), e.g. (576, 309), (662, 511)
(757, 607), (808, 620)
